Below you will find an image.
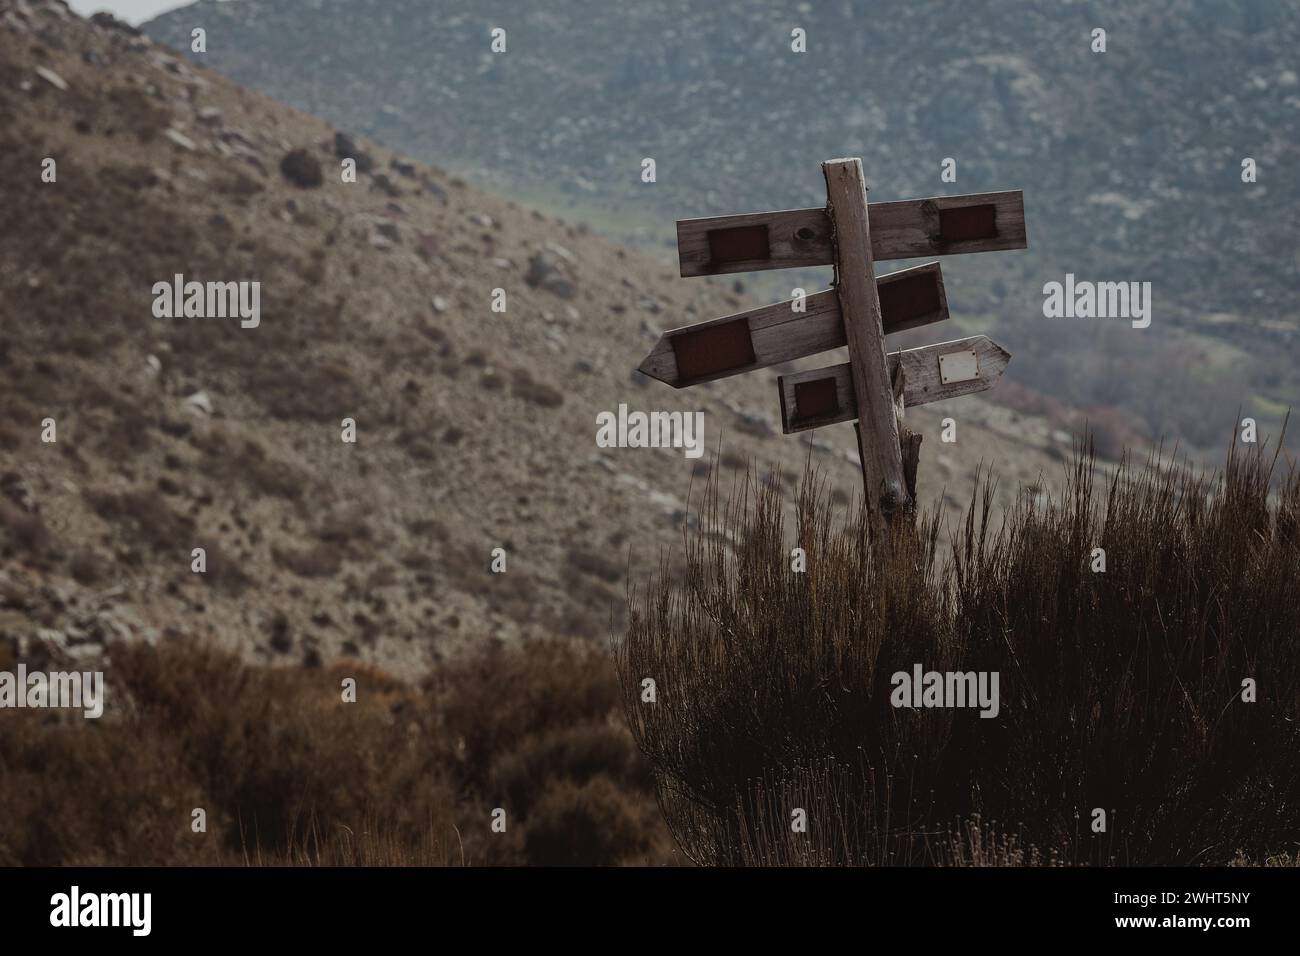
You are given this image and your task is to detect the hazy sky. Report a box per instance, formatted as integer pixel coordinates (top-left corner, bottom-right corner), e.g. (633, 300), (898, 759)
(67, 0), (200, 26)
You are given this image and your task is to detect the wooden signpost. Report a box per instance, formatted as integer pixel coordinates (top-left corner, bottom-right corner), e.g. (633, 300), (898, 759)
(640, 158), (1026, 530)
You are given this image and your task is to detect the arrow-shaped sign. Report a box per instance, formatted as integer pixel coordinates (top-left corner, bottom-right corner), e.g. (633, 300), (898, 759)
(776, 334), (1011, 434)
(638, 261), (948, 388)
(676, 190), (1026, 277)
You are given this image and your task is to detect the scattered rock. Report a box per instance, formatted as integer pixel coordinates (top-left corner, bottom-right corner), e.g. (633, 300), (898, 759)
(0, 472), (37, 512)
(413, 231), (438, 262)
(196, 106), (223, 126)
(734, 410), (774, 438)
(34, 66), (67, 91)
(525, 252), (576, 298)
(431, 296), (448, 313)
(333, 131), (373, 172)
(370, 173), (401, 197)
(163, 127), (196, 151)
(221, 127), (258, 150)
(545, 242), (576, 263)
(390, 158), (417, 178)
(90, 11), (141, 36)
(420, 174), (448, 203)
(184, 390), (213, 416)
(280, 148), (323, 188)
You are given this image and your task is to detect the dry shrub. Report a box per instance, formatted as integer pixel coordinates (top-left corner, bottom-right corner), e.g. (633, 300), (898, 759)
(619, 431), (1300, 866)
(236, 440), (308, 501)
(0, 637), (675, 866)
(200, 540), (253, 594)
(216, 171), (265, 198)
(523, 777), (655, 866)
(68, 547), (104, 585)
(190, 427), (309, 501)
(316, 503), (373, 545)
(0, 712), (211, 866)
(273, 541), (343, 578)
(243, 355), (362, 421)
(566, 546), (622, 584)
(491, 723), (646, 818)
(425, 638), (671, 864)
(280, 148), (324, 188)
(0, 499), (48, 553)
(510, 368), (564, 408)
(428, 639), (622, 790)
(86, 487), (191, 553)
(106, 86), (171, 141)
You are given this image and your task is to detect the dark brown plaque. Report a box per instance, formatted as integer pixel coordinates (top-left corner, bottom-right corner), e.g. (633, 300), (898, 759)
(879, 270), (942, 328)
(670, 319), (756, 382)
(706, 224), (770, 264)
(793, 377), (841, 422)
(938, 204), (997, 242)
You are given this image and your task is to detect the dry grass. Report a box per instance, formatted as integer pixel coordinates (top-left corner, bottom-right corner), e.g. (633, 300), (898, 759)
(0, 638), (677, 867)
(617, 430), (1300, 866)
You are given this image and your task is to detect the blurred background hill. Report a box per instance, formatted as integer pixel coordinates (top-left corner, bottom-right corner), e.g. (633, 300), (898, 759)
(144, 0), (1300, 458)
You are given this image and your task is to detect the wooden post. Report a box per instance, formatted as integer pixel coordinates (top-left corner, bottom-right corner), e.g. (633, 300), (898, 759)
(822, 158), (910, 528)
(649, 164), (1022, 526)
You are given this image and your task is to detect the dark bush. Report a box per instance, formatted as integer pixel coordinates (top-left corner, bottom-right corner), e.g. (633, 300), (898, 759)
(523, 777), (653, 866)
(618, 434), (1300, 866)
(0, 638), (676, 866)
(273, 541), (343, 578)
(279, 148), (323, 188)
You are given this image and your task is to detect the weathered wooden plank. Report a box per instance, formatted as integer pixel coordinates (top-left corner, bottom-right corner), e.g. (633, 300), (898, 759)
(777, 335), (1012, 433)
(822, 157), (908, 525)
(870, 190), (1026, 262)
(676, 190), (1026, 276)
(677, 206), (832, 277)
(637, 261), (947, 387)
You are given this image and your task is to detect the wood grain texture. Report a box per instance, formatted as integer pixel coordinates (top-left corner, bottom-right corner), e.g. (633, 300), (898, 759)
(823, 157), (908, 522)
(777, 335), (1012, 433)
(637, 261), (947, 388)
(677, 207), (832, 277)
(676, 190), (1026, 276)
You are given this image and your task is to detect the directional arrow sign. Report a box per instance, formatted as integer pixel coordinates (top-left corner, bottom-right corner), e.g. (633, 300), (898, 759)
(676, 190), (1026, 277)
(638, 261), (948, 388)
(776, 335), (1011, 434)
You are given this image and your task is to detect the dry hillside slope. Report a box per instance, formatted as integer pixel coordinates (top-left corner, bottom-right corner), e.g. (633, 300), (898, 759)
(0, 0), (1067, 675)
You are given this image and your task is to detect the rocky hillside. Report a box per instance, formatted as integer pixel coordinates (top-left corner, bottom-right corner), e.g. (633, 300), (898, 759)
(2, 0), (1071, 675)
(144, 0), (1300, 457)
